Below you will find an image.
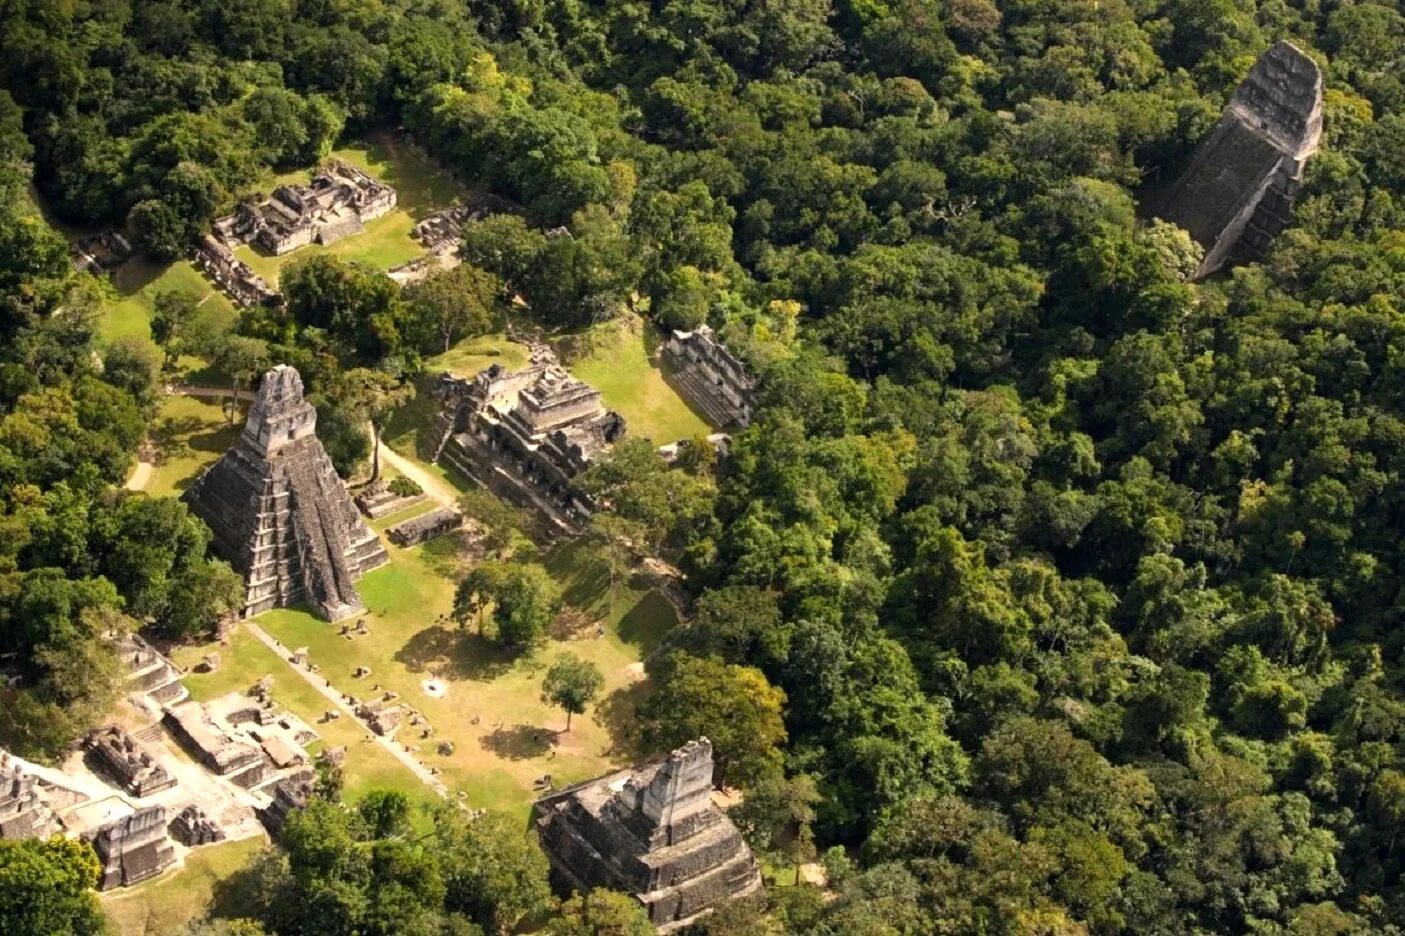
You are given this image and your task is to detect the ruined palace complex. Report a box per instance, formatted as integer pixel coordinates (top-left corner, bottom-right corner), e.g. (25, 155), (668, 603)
(433, 350), (626, 535)
(213, 159), (396, 256)
(184, 365), (388, 620)
(663, 326), (757, 429)
(534, 738), (763, 931)
(1158, 41), (1323, 279)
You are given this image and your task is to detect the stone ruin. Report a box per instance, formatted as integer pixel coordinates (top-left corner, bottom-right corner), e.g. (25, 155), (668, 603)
(0, 756), (60, 840)
(184, 365), (389, 621)
(533, 738), (762, 931)
(84, 726), (177, 798)
(355, 479), (427, 519)
(213, 159), (396, 257)
(432, 358), (626, 535)
(662, 326), (757, 430)
(169, 805), (226, 847)
(386, 507), (462, 547)
(1157, 41), (1323, 279)
(87, 805), (176, 890)
(70, 230), (133, 276)
(193, 235), (279, 308)
(259, 767), (316, 836)
(411, 194), (516, 254)
(119, 634), (188, 710)
(358, 698), (405, 737)
(164, 691), (316, 790)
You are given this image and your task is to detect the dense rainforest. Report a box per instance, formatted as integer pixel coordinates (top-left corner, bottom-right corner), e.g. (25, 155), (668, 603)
(4, 0), (1405, 933)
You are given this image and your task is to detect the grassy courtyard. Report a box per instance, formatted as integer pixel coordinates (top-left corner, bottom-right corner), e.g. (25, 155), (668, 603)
(254, 518), (676, 821)
(101, 837), (265, 936)
(103, 256), (238, 352)
(563, 317), (711, 443)
(234, 134), (467, 287)
(129, 396), (244, 497)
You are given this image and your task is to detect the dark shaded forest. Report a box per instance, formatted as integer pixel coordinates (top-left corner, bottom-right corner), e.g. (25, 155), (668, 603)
(4, 0), (1405, 933)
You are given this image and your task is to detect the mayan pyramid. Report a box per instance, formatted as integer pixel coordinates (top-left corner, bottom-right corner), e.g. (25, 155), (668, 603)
(184, 365), (388, 621)
(1158, 41), (1323, 279)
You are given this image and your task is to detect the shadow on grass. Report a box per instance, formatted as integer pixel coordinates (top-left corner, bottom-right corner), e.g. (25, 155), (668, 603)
(394, 624), (517, 681)
(207, 847), (279, 923)
(418, 531), (470, 581)
(546, 540), (613, 614)
(111, 256), (172, 297)
(596, 680), (652, 762)
(479, 723), (556, 760)
(617, 591), (676, 656)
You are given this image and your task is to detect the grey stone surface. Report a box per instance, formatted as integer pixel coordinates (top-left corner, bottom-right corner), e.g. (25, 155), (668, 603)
(386, 507), (462, 547)
(259, 768), (316, 837)
(0, 757), (60, 841)
(432, 359), (625, 535)
(84, 726), (177, 798)
(183, 365), (388, 621)
(87, 805), (176, 890)
(533, 738), (763, 931)
(169, 805), (226, 847)
(1158, 41), (1323, 278)
(662, 326), (756, 430)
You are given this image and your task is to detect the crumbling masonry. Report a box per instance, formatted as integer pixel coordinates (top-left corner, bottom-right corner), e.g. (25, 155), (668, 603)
(533, 738), (763, 931)
(662, 326), (756, 429)
(184, 365), (388, 620)
(1158, 41), (1323, 279)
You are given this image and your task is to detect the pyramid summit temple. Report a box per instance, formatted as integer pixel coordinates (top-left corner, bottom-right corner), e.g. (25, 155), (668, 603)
(184, 365), (388, 621)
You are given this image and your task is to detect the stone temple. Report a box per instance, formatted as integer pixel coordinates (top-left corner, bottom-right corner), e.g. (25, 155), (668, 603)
(1157, 41), (1323, 279)
(533, 738), (763, 931)
(184, 365), (388, 620)
(662, 326), (756, 430)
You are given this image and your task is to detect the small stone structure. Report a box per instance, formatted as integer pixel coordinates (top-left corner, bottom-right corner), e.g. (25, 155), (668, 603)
(163, 691), (316, 789)
(533, 738), (762, 931)
(213, 159), (396, 257)
(259, 768), (316, 836)
(119, 634), (188, 708)
(358, 699), (405, 737)
(1157, 41), (1324, 278)
(84, 726), (177, 798)
(184, 365), (389, 620)
(0, 757), (60, 840)
(355, 480), (428, 519)
(386, 507), (462, 547)
(193, 235), (279, 308)
(662, 326), (756, 430)
(87, 805), (176, 890)
(169, 805), (226, 847)
(432, 357), (625, 535)
(70, 231), (133, 275)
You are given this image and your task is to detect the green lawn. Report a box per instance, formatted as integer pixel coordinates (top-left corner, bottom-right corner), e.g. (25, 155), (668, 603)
(252, 507), (676, 820)
(426, 333), (529, 378)
(134, 395), (244, 497)
(563, 318), (710, 444)
(235, 134), (467, 287)
(103, 257), (238, 351)
(101, 837), (265, 936)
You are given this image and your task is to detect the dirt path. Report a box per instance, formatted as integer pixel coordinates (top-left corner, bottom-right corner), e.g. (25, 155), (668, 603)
(169, 384), (253, 401)
(125, 460), (155, 491)
(378, 441), (460, 508)
(244, 622), (449, 798)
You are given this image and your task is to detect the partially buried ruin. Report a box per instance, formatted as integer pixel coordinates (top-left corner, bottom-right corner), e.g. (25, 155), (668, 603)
(533, 738), (763, 931)
(1157, 41), (1323, 279)
(184, 365), (388, 620)
(663, 326), (757, 430)
(432, 351), (625, 535)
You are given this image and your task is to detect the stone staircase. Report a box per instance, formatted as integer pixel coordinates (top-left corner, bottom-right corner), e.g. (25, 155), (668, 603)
(667, 367), (740, 429)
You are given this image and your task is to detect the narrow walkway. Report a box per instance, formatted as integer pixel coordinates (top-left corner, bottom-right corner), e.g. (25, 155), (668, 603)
(378, 440), (461, 508)
(243, 622), (449, 798)
(124, 460), (155, 491)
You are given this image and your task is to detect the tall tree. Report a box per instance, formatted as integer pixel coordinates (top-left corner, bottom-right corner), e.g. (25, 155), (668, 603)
(541, 652), (604, 731)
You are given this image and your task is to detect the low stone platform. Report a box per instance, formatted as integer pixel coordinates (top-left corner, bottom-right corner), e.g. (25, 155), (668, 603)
(386, 507), (462, 547)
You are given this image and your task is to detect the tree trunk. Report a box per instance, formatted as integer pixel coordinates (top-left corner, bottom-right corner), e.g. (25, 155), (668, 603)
(229, 379), (240, 425)
(370, 421), (382, 484)
(565, 710), (573, 732)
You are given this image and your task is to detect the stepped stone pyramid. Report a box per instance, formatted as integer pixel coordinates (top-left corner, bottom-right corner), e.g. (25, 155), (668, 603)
(1158, 41), (1323, 278)
(184, 365), (388, 621)
(533, 738), (763, 931)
